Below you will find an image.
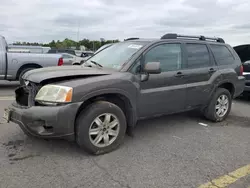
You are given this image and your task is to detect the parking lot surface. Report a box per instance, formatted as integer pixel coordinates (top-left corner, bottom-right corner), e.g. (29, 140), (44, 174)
(1, 81), (250, 188)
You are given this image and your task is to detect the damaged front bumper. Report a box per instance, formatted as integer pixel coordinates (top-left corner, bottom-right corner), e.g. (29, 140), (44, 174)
(6, 101), (82, 141)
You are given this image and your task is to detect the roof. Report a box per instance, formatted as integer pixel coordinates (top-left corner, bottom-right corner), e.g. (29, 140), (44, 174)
(123, 33), (226, 44)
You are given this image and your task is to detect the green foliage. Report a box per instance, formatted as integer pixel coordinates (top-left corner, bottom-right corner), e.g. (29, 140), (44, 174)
(13, 38), (120, 51)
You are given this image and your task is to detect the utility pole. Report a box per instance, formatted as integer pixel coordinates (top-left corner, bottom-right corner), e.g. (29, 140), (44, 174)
(77, 20), (80, 42)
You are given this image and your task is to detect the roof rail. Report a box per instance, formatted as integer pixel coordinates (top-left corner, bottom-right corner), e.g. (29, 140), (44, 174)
(124, 37), (139, 41)
(160, 33), (225, 43)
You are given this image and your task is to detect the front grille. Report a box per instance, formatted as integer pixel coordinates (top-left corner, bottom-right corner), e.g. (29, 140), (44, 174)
(15, 83), (39, 107)
(28, 82), (38, 106)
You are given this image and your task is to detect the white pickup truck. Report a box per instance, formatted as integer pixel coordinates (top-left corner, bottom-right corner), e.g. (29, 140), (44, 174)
(0, 35), (63, 85)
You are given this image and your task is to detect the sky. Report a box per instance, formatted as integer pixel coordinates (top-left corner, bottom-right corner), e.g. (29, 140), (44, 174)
(1, 0), (250, 46)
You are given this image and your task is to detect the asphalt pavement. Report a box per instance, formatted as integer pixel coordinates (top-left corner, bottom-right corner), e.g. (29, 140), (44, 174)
(1, 81), (250, 188)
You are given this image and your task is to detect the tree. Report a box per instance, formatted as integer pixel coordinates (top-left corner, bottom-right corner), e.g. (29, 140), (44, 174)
(11, 38), (120, 50)
(49, 40), (56, 48)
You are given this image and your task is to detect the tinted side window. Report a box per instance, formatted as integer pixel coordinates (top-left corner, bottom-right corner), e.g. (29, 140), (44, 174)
(186, 44), (210, 68)
(58, 49), (66, 53)
(144, 43), (182, 72)
(48, 49), (56, 53)
(62, 54), (73, 58)
(210, 45), (234, 65)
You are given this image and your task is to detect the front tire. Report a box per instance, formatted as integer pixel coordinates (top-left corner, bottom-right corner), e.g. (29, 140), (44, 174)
(76, 101), (127, 155)
(204, 88), (232, 122)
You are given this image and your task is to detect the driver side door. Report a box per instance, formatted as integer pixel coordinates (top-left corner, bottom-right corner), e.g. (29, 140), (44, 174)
(137, 43), (187, 118)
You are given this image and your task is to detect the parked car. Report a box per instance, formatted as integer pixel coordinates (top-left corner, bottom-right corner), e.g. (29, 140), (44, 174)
(4, 33), (245, 155)
(0, 35), (63, 85)
(94, 43), (113, 54)
(234, 44), (250, 94)
(48, 48), (76, 55)
(8, 45), (51, 54)
(79, 51), (94, 58)
(79, 44), (113, 65)
(61, 53), (86, 65)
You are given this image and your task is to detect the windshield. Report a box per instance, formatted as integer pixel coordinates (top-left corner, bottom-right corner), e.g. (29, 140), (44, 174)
(94, 44), (113, 54)
(85, 41), (148, 70)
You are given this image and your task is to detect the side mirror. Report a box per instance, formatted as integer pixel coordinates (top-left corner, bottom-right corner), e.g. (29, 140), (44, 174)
(144, 62), (161, 74)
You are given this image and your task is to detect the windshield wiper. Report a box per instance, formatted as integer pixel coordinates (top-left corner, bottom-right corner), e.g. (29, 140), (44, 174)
(90, 60), (103, 68)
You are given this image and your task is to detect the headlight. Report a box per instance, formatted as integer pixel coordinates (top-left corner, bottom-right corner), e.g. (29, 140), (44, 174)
(35, 85), (73, 104)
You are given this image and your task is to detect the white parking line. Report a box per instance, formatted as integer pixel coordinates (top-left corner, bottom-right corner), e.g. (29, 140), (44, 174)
(0, 96), (15, 101)
(199, 122), (208, 127)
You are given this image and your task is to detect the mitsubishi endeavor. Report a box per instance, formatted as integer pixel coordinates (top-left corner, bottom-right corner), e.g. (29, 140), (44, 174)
(3, 33), (245, 155)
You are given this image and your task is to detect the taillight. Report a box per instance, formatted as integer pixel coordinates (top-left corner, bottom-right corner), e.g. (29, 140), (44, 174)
(240, 64), (244, 76)
(58, 57), (63, 66)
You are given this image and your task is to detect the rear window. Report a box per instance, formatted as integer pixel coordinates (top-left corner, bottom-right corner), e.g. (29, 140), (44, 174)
(62, 54), (73, 58)
(210, 45), (234, 65)
(48, 49), (57, 53)
(186, 44), (210, 68)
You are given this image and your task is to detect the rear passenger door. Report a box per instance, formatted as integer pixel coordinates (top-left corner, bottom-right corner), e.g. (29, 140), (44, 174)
(182, 43), (217, 108)
(210, 44), (236, 71)
(138, 43), (187, 117)
(210, 44), (241, 89)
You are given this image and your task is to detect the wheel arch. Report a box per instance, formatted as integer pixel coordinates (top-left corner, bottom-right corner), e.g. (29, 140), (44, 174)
(217, 81), (235, 97)
(75, 92), (137, 135)
(204, 81), (235, 109)
(16, 63), (42, 80)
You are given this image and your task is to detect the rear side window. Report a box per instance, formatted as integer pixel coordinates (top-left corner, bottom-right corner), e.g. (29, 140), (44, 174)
(62, 54), (73, 58)
(48, 49), (57, 53)
(58, 49), (66, 53)
(186, 44), (210, 69)
(210, 45), (234, 65)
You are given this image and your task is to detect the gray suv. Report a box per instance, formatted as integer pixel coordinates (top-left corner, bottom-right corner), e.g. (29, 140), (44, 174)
(4, 33), (245, 155)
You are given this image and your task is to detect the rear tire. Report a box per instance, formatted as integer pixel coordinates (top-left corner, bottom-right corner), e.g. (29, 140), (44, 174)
(204, 88), (232, 122)
(18, 68), (36, 86)
(76, 101), (127, 155)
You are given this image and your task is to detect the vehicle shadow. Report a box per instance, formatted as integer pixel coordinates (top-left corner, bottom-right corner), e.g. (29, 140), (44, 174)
(3, 111), (202, 158)
(2, 133), (88, 161)
(134, 110), (203, 133)
(4, 105), (246, 159)
(235, 94), (250, 104)
(4, 97), (249, 158)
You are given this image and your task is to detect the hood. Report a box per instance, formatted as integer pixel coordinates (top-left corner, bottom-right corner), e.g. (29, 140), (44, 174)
(23, 65), (113, 83)
(234, 44), (250, 72)
(234, 44), (250, 63)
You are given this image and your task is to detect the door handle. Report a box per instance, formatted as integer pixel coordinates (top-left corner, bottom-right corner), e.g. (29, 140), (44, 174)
(208, 68), (216, 73)
(175, 71), (184, 77)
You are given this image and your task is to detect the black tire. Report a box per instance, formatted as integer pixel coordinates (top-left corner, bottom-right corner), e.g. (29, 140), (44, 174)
(204, 88), (232, 122)
(18, 68), (35, 86)
(76, 101), (127, 155)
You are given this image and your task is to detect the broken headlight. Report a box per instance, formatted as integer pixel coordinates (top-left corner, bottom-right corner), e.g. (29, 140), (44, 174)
(35, 85), (73, 104)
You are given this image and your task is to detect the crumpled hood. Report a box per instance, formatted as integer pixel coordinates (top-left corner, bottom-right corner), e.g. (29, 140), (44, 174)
(23, 65), (113, 83)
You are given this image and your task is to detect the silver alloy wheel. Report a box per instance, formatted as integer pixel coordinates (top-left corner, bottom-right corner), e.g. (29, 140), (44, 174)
(215, 94), (229, 117)
(89, 113), (120, 148)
